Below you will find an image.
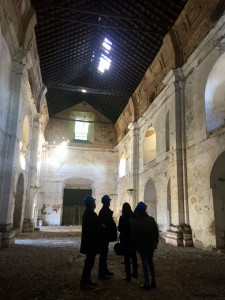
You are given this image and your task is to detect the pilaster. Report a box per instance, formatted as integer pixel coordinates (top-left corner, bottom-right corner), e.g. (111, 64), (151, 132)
(128, 121), (139, 208)
(163, 69), (193, 247)
(22, 113), (43, 232)
(0, 48), (28, 247)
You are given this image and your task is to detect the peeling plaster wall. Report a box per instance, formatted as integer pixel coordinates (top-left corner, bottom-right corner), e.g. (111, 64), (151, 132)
(115, 14), (225, 249)
(117, 89), (171, 233)
(183, 15), (225, 248)
(45, 102), (115, 149)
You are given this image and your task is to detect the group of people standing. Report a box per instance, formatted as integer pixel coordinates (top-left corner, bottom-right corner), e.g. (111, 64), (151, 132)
(80, 194), (159, 292)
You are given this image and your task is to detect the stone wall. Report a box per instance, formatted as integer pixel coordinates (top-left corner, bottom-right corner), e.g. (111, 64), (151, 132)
(45, 102), (115, 149)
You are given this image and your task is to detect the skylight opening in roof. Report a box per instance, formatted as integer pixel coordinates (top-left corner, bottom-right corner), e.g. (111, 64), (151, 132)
(98, 54), (111, 73)
(98, 38), (112, 74)
(102, 38), (112, 51)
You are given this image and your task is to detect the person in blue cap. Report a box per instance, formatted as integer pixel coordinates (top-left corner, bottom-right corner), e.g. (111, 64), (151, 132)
(132, 201), (159, 291)
(98, 194), (117, 279)
(80, 195), (104, 289)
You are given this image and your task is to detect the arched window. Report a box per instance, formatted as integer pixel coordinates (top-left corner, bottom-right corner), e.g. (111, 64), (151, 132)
(143, 127), (156, 164)
(119, 153), (126, 178)
(205, 52), (225, 132)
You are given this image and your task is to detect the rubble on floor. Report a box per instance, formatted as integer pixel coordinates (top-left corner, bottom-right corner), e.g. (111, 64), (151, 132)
(0, 227), (225, 299)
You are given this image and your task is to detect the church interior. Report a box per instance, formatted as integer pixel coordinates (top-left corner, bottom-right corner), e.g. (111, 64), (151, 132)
(1, 0), (225, 298)
(0, 0), (225, 253)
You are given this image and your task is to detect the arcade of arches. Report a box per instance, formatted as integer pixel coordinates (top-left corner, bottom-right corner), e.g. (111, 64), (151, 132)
(0, 0), (225, 256)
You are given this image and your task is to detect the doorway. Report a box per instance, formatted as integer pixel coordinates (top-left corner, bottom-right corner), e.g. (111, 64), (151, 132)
(62, 189), (92, 225)
(210, 152), (225, 249)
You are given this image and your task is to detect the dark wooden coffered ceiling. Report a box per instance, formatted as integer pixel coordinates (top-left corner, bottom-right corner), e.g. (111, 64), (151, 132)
(32, 0), (188, 123)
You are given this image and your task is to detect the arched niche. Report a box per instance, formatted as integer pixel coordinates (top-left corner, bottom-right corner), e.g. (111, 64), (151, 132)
(13, 173), (24, 229)
(143, 127), (156, 164)
(166, 111), (170, 152)
(144, 179), (157, 220)
(210, 151), (225, 249)
(20, 116), (30, 170)
(167, 179), (171, 229)
(119, 153), (126, 178)
(205, 52), (225, 132)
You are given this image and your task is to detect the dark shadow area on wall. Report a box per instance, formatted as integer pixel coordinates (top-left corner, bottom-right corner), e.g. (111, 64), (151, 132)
(62, 189), (91, 225)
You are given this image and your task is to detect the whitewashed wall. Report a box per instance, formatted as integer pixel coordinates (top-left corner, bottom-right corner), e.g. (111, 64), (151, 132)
(38, 145), (116, 225)
(39, 104), (117, 225)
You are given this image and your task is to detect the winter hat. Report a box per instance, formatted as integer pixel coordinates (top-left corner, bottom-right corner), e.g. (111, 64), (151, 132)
(135, 201), (147, 213)
(101, 194), (111, 204)
(84, 195), (95, 207)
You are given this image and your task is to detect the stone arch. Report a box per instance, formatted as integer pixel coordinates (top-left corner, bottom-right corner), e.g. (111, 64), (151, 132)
(167, 179), (171, 229)
(144, 179), (157, 220)
(20, 115), (30, 170)
(166, 111), (170, 152)
(210, 151), (225, 249)
(205, 52), (225, 132)
(13, 173), (24, 229)
(143, 126), (156, 164)
(119, 153), (126, 178)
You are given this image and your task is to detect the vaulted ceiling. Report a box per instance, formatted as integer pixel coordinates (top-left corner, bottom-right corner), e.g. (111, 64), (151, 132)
(32, 0), (188, 123)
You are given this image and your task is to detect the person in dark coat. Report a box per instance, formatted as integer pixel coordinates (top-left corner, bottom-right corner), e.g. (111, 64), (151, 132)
(118, 202), (138, 281)
(132, 201), (159, 291)
(98, 194), (117, 279)
(80, 195), (104, 289)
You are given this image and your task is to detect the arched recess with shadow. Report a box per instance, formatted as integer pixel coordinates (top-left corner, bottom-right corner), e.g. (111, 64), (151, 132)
(166, 111), (170, 152)
(210, 151), (225, 249)
(13, 173), (24, 229)
(143, 127), (156, 165)
(144, 179), (157, 221)
(205, 52), (225, 132)
(167, 179), (171, 229)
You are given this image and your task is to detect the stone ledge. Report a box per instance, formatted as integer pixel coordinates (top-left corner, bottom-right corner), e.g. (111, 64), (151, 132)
(166, 230), (183, 247)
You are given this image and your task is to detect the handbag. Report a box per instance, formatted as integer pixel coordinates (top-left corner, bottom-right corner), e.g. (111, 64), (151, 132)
(114, 241), (124, 256)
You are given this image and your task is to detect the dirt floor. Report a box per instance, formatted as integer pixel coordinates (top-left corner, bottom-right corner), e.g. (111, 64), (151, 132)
(0, 226), (225, 300)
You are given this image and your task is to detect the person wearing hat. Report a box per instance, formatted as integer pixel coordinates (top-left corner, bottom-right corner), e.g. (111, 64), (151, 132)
(80, 195), (104, 289)
(98, 194), (117, 279)
(132, 201), (159, 291)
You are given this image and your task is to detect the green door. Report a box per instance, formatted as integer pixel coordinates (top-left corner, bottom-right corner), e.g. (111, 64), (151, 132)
(62, 189), (92, 225)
